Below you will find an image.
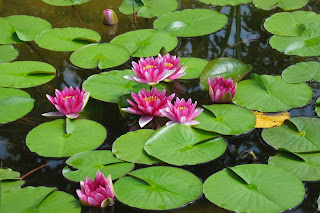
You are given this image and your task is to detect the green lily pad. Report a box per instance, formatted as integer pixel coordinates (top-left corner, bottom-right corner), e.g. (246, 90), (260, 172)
(26, 119), (107, 157)
(269, 23), (320, 57)
(315, 97), (320, 117)
(144, 124), (226, 166)
(269, 151), (320, 181)
(200, 58), (252, 90)
(0, 88), (34, 124)
(1, 187), (81, 213)
(62, 150), (134, 182)
(35, 28), (101, 52)
(2, 181), (25, 193)
(153, 9), (228, 37)
(194, 104), (256, 135)
(0, 168), (20, 180)
(282, 61), (320, 83)
(70, 43), (130, 69)
(42, 0), (89, 6)
(264, 11), (320, 37)
(120, 0), (178, 18)
(112, 129), (159, 165)
(0, 45), (18, 63)
(318, 196), (320, 211)
(0, 16), (51, 44)
(198, 0), (252, 6)
(0, 61), (56, 88)
(233, 74), (312, 112)
(179, 57), (208, 79)
(111, 29), (178, 57)
(203, 164), (305, 213)
(254, 0), (308, 11)
(114, 166), (203, 210)
(262, 117), (320, 152)
(83, 69), (148, 103)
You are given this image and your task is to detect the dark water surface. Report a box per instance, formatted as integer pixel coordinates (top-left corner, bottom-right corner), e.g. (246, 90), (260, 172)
(1, 0), (320, 212)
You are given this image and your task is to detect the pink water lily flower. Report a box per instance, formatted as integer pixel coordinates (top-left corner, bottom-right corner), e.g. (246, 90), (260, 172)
(102, 9), (118, 25)
(125, 56), (175, 86)
(122, 88), (175, 128)
(208, 76), (237, 103)
(158, 53), (187, 81)
(76, 171), (115, 208)
(160, 97), (203, 126)
(43, 86), (90, 119)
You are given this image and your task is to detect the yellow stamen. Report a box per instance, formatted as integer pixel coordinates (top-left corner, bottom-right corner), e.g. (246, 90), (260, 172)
(143, 96), (159, 103)
(177, 106), (187, 110)
(143, 65), (157, 70)
(63, 95), (75, 100)
(165, 63), (174, 68)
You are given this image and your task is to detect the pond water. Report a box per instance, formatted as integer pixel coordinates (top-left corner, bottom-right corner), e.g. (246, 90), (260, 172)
(1, 0), (320, 212)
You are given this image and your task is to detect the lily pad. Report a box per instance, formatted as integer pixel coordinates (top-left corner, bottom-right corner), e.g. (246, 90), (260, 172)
(315, 97), (320, 117)
(70, 43), (130, 69)
(254, 0), (308, 11)
(269, 151), (320, 181)
(198, 0), (252, 6)
(0, 168), (20, 180)
(42, 0), (89, 6)
(179, 57), (208, 79)
(0, 88), (34, 124)
(0, 61), (56, 88)
(35, 28), (101, 51)
(254, 111), (290, 128)
(282, 61), (320, 83)
(62, 150), (134, 182)
(0, 16), (51, 44)
(26, 119), (107, 157)
(114, 166), (203, 210)
(262, 117), (320, 152)
(111, 29), (178, 57)
(0, 45), (18, 63)
(112, 129), (159, 165)
(144, 124), (226, 166)
(232, 74), (312, 112)
(194, 104), (256, 135)
(203, 164), (305, 213)
(119, 0), (144, 15)
(200, 58), (252, 90)
(269, 23), (320, 57)
(83, 69), (147, 103)
(1, 187), (81, 213)
(153, 9), (228, 37)
(264, 11), (320, 36)
(2, 181), (25, 193)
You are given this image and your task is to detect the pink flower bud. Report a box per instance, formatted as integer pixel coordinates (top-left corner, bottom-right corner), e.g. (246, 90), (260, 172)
(102, 9), (118, 25)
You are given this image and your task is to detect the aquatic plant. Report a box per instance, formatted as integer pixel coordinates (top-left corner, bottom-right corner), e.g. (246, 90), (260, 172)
(208, 76), (237, 103)
(102, 9), (118, 25)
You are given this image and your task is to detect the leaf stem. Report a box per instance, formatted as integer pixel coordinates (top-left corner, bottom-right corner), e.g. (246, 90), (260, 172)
(71, 5), (84, 26)
(20, 164), (48, 180)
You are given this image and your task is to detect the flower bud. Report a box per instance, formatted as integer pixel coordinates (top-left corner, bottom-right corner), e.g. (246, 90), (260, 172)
(102, 9), (118, 25)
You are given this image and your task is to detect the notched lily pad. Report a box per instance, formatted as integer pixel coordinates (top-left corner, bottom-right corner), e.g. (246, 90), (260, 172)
(254, 0), (308, 11)
(0, 168), (20, 180)
(42, 0), (89, 6)
(179, 57), (208, 79)
(282, 61), (320, 83)
(254, 111), (290, 128)
(0, 45), (18, 63)
(198, 0), (252, 6)
(63, 150), (134, 182)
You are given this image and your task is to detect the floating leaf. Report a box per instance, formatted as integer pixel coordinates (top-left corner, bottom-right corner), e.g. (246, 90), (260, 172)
(35, 28), (101, 51)
(2, 181), (25, 193)
(0, 61), (56, 88)
(111, 29), (178, 57)
(254, 111), (290, 128)
(270, 23), (320, 57)
(144, 124), (226, 166)
(264, 11), (320, 37)
(282, 61), (320, 83)
(262, 117), (320, 152)
(70, 43), (130, 69)
(63, 150), (134, 182)
(42, 0), (89, 6)
(83, 69), (148, 103)
(0, 88), (34, 124)
(112, 129), (159, 165)
(200, 58), (252, 90)
(0, 18), (21, 44)
(1, 187), (81, 213)
(233, 74), (312, 112)
(0, 45), (18, 63)
(153, 9), (228, 37)
(119, 0), (144, 15)
(0, 168), (20, 180)
(203, 164), (305, 213)
(179, 57), (208, 79)
(198, 0), (252, 6)
(26, 119), (107, 157)
(315, 97), (320, 117)
(269, 151), (320, 181)
(253, 0), (308, 11)
(114, 166), (202, 210)
(194, 104), (256, 135)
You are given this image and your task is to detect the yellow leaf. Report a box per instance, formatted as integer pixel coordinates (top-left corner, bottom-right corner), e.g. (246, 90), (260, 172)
(253, 111), (290, 128)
